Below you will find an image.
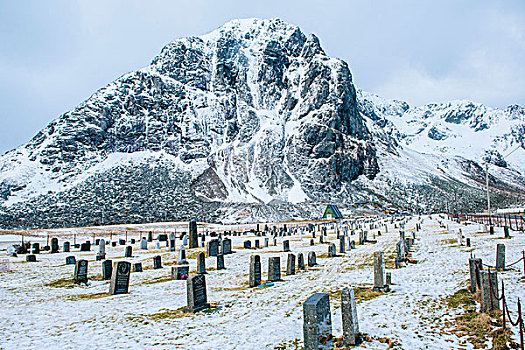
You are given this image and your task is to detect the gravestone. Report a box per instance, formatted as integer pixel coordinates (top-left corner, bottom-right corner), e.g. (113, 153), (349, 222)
(155, 240), (161, 249)
(254, 239), (259, 249)
(386, 272), (392, 285)
(109, 261), (131, 295)
(74, 260), (88, 284)
(249, 255), (262, 287)
(153, 255), (162, 269)
(169, 233), (176, 252)
(469, 258), (482, 293)
(26, 254), (36, 262)
(267, 256), (281, 282)
(186, 274), (210, 312)
(158, 234), (168, 242)
(80, 242), (91, 252)
(350, 240), (355, 249)
(480, 270), (499, 312)
(102, 259), (113, 280)
(298, 253), (305, 270)
(197, 252), (206, 274)
(148, 231), (153, 242)
(133, 262), (143, 272)
(319, 235), (324, 244)
(51, 238), (59, 253)
(286, 254), (296, 275)
(119, 239), (126, 246)
(504, 226), (510, 238)
(31, 243), (40, 254)
(341, 287), (360, 346)
(63, 242), (70, 253)
(466, 238), (471, 247)
(140, 238), (148, 250)
(303, 293), (333, 350)
(66, 256), (76, 265)
(207, 239), (219, 257)
(283, 240), (290, 252)
(264, 238), (269, 248)
(310, 239), (314, 246)
(179, 246), (188, 265)
(339, 238), (346, 254)
(373, 252), (389, 292)
(125, 246), (133, 258)
(308, 252), (317, 267)
(328, 243), (337, 257)
(111, 242), (116, 247)
(489, 225), (494, 235)
(96, 240), (106, 261)
(495, 244), (505, 270)
(189, 220), (198, 248)
(217, 254), (225, 270)
(244, 240), (252, 249)
(221, 238), (232, 255)
(130, 239), (136, 244)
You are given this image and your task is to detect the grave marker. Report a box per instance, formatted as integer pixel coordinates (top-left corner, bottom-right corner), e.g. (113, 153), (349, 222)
(133, 262), (143, 272)
(249, 255), (262, 287)
(66, 256), (76, 265)
(341, 287), (360, 346)
(102, 259), (113, 280)
(153, 255), (162, 269)
(186, 274), (210, 312)
(495, 244), (505, 270)
(109, 261), (131, 295)
(286, 254), (296, 275)
(74, 260), (88, 284)
(267, 257), (281, 282)
(298, 253), (305, 270)
(308, 252), (317, 267)
(197, 252), (206, 274)
(189, 220), (198, 248)
(303, 293), (333, 350)
(217, 254), (225, 270)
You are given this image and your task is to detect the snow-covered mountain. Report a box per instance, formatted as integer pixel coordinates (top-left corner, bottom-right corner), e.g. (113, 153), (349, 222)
(0, 18), (523, 229)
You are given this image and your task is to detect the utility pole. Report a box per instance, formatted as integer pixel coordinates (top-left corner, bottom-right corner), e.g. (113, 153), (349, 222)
(486, 163), (491, 225)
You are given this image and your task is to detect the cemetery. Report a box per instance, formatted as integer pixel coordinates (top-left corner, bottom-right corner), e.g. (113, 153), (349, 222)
(0, 216), (524, 349)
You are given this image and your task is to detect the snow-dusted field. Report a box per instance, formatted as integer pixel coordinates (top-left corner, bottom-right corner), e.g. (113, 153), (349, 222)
(0, 216), (523, 349)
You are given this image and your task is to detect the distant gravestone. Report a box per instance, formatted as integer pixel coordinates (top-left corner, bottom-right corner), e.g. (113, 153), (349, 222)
(303, 293), (333, 350)
(74, 260), (88, 284)
(102, 259), (113, 280)
(341, 287), (360, 346)
(466, 238), (471, 247)
(283, 240), (290, 252)
(221, 238), (232, 255)
(119, 239), (126, 246)
(328, 243), (337, 257)
(350, 240), (355, 249)
(373, 252), (389, 292)
(96, 240), (106, 261)
(153, 255), (162, 269)
(268, 257), (281, 282)
(140, 238), (148, 250)
(31, 243), (40, 254)
(197, 252), (206, 274)
(249, 255), (262, 287)
(244, 240), (252, 249)
(148, 231), (153, 242)
(339, 238), (346, 254)
(80, 242), (91, 252)
(489, 225), (494, 235)
(386, 272), (392, 285)
(286, 254), (296, 275)
(310, 239), (314, 246)
(51, 238), (59, 253)
(495, 244), (505, 270)
(109, 261), (131, 295)
(504, 226), (510, 238)
(125, 246), (133, 258)
(63, 242), (70, 253)
(26, 254), (36, 262)
(169, 233), (176, 252)
(179, 246), (188, 265)
(298, 253), (305, 270)
(217, 254), (225, 270)
(158, 234), (168, 242)
(130, 238), (136, 244)
(189, 221), (198, 249)
(207, 239), (219, 257)
(172, 265), (189, 280)
(308, 252), (317, 267)
(133, 262), (143, 272)
(65, 256), (76, 265)
(186, 274), (210, 312)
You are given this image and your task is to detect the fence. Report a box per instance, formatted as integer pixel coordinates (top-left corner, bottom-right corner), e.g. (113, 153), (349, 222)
(458, 213), (525, 232)
(489, 279), (524, 350)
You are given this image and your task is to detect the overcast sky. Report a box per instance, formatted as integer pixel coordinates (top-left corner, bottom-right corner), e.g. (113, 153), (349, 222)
(1, 0), (524, 154)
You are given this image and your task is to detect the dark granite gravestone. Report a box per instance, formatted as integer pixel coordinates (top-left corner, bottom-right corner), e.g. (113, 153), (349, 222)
(243, 240), (252, 249)
(189, 221), (198, 249)
(102, 259), (113, 280)
(169, 233), (176, 252)
(148, 231), (153, 242)
(466, 238), (471, 247)
(96, 240), (106, 261)
(197, 252), (206, 274)
(158, 234), (168, 242)
(310, 239), (314, 246)
(286, 254), (296, 275)
(186, 274), (210, 313)
(74, 260), (88, 284)
(264, 238), (269, 248)
(303, 293), (333, 350)
(109, 261), (131, 295)
(26, 254), (36, 262)
(496, 244), (505, 270)
(153, 255), (162, 269)
(267, 257), (281, 282)
(489, 225), (494, 235)
(221, 238), (232, 255)
(255, 240), (260, 249)
(328, 243), (337, 257)
(80, 242), (91, 252)
(133, 262), (143, 272)
(339, 238), (346, 254)
(95, 239), (101, 245)
(119, 239), (126, 245)
(298, 253), (305, 270)
(130, 238), (136, 244)
(308, 252), (317, 267)
(341, 287), (360, 346)
(125, 246), (133, 258)
(207, 239), (219, 257)
(31, 243), (40, 254)
(249, 255), (262, 287)
(172, 265), (189, 280)
(63, 242), (70, 253)
(111, 242), (116, 247)
(66, 256), (76, 265)
(51, 238), (59, 253)
(283, 240), (290, 252)
(216, 254), (225, 270)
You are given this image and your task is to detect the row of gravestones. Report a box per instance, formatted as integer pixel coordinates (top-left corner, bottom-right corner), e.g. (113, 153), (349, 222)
(249, 252), (317, 287)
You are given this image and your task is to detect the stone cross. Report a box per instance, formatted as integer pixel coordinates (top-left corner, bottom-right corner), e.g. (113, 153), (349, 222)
(303, 293), (333, 350)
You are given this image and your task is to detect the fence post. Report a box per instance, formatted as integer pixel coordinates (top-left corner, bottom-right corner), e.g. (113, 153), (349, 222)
(518, 298), (523, 350)
(502, 281), (506, 330)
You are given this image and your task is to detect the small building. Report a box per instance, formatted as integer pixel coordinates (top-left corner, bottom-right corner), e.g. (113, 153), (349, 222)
(323, 204), (343, 219)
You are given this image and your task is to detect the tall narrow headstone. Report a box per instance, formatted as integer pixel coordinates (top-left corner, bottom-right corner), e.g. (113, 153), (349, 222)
(286, 254), (296, 275)
(153, 255), (162, 269)
(74, 260), (88, 284)
(298, 253), (305, 270)
(169, 233), (176, 252)
(189, 220), (198, 248)
(140, 238), (148, 250)
(504, 226), (510, 238)
(283, 240), (290, 252)
(495, 244), (505, 270)
(342, 287), (360, 346)
(308, 252), (317, 267)
(186, 274), (210, 312)
(217, 254), (225, 270)
(179, 245), (188, 265)
(249, 255), (262, 287)
(63, 242), (70, 253)
(109, 261), (131, 295)
(125, 246), (133, 258)
(268, 257), (281, 282)
(102, 259), (113, 280)
(96, 240), (106, 261)
(148, 231), (153, 242)
(303, 293), (333, 350)
(373, 252), (389, 292)
(197, 252), (206, 274)
(469, 258), (482, 293)
(51, 238), (59, 253)
(339, 238), (346, 254)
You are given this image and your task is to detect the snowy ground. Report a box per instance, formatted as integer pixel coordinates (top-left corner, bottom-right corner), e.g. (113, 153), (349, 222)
(0, 216), (523, 349)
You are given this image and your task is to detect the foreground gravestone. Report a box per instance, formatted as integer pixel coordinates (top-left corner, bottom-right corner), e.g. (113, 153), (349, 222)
(172, 265), (189, 280)
(189, 220), (198, 248)
(217, 254), (225, 270)
(74, 260), (88, 284)
(51, 238), (59, 253)
(66, 256), (76, 265)
(102, 259), (113, 280)
(303, 293), (333, 350)
(109, 261), (131, 295)
(207, 239), (219, 257)
(286, 254), (296, 275)
(26, 254), (36, 262)
(495, 244), (505, 270)
(249, 255), (262, 287)
(268, 257), (281, 282)
(298, 253), (305, 270)
(342, 287), (360, 346)
(125, 246), (133, 258)
(469, 258), (482, 293)
(186, 274), (210, 312)
(153, 255), (162, 269)
(480, 270), (499, 312)
(63, 242), (70, 253)
(283, 240), (290, 252)
(373, 252), (389, 292)
(133, 262), (143, 272)
(197, 252), (206, 274)
(308, 252), (317, 267)
(221, 238), (232, 255)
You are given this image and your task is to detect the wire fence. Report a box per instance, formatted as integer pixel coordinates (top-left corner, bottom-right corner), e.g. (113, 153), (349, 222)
(458, 213), (525, 232)
(489, 278), (524, 350)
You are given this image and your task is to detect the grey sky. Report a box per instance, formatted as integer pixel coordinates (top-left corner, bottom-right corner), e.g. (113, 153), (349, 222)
(1, 0), (524, 155)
